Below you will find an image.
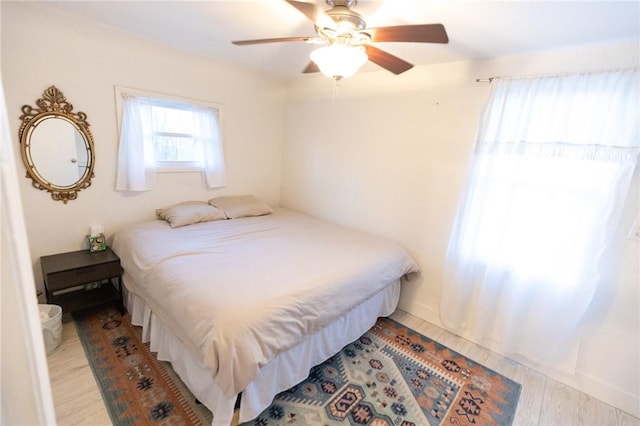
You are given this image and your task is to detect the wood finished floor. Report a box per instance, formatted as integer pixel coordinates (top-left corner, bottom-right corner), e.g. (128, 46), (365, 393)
(47, 310), (639, 426)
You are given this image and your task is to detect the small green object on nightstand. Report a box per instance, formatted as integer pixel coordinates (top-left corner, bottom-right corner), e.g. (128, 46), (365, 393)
(87, 233), (106, 252)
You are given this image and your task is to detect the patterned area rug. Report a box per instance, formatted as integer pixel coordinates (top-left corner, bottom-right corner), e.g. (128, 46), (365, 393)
(76, 304), (520, 426)
(246, 317), (521, 426)
(74, 304), (212, 425)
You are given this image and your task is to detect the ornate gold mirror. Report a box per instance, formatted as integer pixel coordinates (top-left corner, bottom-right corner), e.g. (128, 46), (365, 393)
(19, 86), (95, 203)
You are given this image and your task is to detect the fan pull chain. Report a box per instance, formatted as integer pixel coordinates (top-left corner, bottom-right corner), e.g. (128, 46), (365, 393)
(332, 77), (342, 104)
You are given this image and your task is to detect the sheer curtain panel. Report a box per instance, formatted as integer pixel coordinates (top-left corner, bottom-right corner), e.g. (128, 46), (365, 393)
(441, 69), (639, 372)
(116, 96), (156, 191)
(192, 105), (225, 189)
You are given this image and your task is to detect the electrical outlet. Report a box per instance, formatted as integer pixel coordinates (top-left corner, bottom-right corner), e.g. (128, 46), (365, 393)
(628, 218), (640, 241)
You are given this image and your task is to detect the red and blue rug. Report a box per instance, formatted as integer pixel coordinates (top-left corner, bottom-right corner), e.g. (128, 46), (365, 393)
(246, 317), (521, 425)
(75, 305), (520, 425)
(74, 305), (211, 425)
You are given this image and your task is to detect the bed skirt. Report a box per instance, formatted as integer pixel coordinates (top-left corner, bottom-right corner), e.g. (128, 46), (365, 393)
(123, 275), (401, 426)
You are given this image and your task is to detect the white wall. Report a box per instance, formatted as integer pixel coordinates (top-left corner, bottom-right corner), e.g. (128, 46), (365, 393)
(2, 2), (286, 288)
(3, 0), (638, 419)
(282, 40), (640, 416)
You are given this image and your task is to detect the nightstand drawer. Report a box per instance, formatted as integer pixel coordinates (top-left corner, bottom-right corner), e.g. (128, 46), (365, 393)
(46, 261), (122, 292)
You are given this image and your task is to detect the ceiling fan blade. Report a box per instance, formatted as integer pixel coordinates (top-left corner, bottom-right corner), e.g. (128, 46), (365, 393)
(285, 0), (322, 22)
(368, 24), (449, 44)
(365, 45), (413, 75)
(302, 61), (320, 73)
(232, 36), (313, 46)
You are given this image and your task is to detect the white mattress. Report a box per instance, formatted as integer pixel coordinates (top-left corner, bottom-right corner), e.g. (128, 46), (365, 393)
(125, 278), (401, 425)
(112, 208), (419, 424)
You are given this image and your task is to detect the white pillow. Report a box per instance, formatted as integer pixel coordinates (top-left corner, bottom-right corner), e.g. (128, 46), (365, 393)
(208, 195), (273, 219)
(157, 202), (226, 228)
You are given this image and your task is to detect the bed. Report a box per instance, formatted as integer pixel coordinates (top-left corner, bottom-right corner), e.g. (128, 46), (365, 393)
(111, 198), (419, 425)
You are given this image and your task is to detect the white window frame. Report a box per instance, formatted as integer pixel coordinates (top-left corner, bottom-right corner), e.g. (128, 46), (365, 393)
(114, 86), (224, 173)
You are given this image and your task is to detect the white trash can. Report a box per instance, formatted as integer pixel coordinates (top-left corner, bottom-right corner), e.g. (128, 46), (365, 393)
(39, 304), (62, 354)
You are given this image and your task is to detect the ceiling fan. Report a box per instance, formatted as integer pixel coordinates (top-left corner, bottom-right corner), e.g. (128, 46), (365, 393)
(232, 0), (449, 80)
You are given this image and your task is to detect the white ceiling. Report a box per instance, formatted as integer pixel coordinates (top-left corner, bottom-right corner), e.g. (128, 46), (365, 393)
(35, 0), (640, 80)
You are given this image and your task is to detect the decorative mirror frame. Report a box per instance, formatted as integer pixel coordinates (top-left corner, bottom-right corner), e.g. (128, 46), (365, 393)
(18, 85), (95, 203)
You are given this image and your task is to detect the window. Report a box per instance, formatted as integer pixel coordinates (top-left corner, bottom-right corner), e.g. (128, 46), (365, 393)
(151, 103), (201, 168)
(115, 87), (225, 191)
(440, 69), (639, 371)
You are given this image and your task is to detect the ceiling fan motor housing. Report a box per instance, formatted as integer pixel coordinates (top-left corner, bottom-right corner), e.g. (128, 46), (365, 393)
(325, 0), (366, 30)
(326, 0), (357, 8)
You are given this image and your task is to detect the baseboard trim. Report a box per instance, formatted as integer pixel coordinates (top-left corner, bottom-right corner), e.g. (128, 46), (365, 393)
(397, 300), (640, 418)
(397, 298), (441, 326)
(578, 372), (640, 418)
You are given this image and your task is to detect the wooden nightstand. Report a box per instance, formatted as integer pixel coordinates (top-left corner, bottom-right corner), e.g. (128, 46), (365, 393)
(41, 247), (124, 314)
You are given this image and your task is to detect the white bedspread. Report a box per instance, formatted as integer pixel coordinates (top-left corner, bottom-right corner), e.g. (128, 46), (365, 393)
(112, 208), (419, 398)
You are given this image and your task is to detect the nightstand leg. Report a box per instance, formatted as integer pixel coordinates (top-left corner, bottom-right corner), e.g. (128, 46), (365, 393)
(116, 276), (126, 315)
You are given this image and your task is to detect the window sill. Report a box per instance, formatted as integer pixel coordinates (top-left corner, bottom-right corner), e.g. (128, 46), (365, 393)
(156, 166), (202, 173)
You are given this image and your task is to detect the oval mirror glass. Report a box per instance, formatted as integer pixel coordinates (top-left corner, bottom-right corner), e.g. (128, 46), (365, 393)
(29, 116), (90, 188)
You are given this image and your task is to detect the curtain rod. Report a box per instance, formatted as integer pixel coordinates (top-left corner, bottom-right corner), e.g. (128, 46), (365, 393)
(475, 68), (636, 83)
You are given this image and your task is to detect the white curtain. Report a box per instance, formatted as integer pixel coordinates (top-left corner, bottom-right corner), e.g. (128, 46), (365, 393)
(441, 69), (639, 372)
(116, 95), (225, 191)
(116, 96), (156, 191)
(192, 105), (226, 189)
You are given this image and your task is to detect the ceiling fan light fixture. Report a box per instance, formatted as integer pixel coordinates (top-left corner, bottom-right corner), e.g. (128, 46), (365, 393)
(310, 44), (368, 80)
